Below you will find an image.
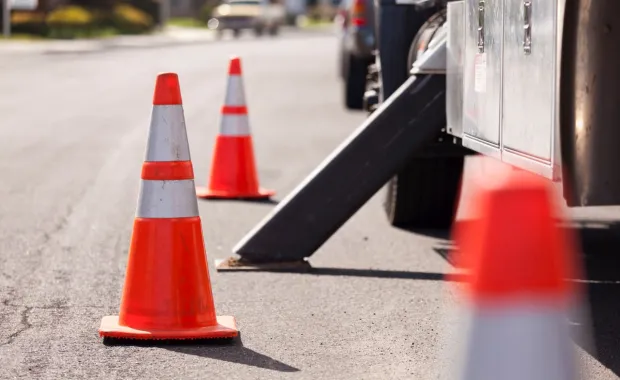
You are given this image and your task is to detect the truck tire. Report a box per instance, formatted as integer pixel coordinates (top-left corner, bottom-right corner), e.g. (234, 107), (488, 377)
(381, 6), (464, 229)
(344, 55), (368, 110)
(384, 156), (463, 229)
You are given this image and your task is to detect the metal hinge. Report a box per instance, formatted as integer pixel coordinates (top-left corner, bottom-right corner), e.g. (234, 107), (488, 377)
(523, 0), (532, 54)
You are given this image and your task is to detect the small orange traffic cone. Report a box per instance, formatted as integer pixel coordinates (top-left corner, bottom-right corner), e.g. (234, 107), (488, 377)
(99, 73), (238, 340)
(196, 56), (275, 200)
(448, 168), (585, 379)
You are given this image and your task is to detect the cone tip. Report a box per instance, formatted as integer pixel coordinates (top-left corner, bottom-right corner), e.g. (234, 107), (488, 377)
(153, 72), (183, 105)
(228, 56), (242, 75)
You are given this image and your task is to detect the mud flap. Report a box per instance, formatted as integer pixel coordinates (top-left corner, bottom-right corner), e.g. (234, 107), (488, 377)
(229, 74), (447, 264)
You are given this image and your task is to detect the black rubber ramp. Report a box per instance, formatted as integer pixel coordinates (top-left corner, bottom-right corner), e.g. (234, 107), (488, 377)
(232, 74), (447, 263)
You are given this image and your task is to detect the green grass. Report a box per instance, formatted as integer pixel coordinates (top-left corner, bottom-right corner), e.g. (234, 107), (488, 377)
(296, 16), (334, 29)
(167, 17), (209, 28)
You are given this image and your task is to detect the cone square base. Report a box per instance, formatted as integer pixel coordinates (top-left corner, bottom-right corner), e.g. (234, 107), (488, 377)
(98, 315), (238, 340)
(196, 186), (275, 200)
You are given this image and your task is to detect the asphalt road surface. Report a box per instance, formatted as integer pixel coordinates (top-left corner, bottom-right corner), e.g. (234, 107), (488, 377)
(2, 27), (620, 379)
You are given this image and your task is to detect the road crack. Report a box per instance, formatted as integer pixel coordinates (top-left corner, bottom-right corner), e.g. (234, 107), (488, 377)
(35, 183), (90, 251)
(1, 288), (17, 307)
(0, 306), (32, 347)
(40, 206), (72, 247)
(0, 300), (104, 347)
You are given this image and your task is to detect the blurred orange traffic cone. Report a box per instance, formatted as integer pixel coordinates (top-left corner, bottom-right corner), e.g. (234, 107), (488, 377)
(196, 56), (275, 200)
(448, 168), (584, 379)
(449, 156), (518, 268)
(99, 73), (238, 340)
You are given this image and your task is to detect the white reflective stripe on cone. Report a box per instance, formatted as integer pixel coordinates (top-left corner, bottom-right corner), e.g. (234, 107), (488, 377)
(219, 114), (251, 136)
(145, 105), (191, 162)
(455, 303), (576, 380)
(136, 179), (199, 218)
(224, 76), (246, 107)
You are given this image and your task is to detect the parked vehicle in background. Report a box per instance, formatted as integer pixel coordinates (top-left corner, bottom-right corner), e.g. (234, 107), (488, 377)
(283, 0), (307, 24)
(335, 0), (375, 110)
(208, 0), (286, 37)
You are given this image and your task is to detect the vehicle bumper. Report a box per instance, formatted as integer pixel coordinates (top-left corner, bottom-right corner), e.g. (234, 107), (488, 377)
(209, 17), (258, 30)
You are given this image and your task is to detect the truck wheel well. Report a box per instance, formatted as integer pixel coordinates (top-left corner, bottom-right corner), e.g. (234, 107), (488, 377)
(407, 8), (447, 71)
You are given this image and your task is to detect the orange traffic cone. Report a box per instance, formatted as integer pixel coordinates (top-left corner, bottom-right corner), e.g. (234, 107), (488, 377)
(448, 168), (585, 379)
(196, 56), (275, 200)
(99, 73), (238, 340)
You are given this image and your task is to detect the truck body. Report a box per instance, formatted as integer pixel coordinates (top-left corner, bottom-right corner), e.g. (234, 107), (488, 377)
(368, 0), (620, 229)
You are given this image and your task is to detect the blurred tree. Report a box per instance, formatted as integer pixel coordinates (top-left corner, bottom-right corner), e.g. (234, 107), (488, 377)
(71, 0), (117, 12)
(198, 0), (220, 22)
(128, 0), (159, 24)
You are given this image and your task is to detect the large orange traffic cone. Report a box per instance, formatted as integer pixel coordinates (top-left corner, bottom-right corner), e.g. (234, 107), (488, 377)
(196, 56), (275, 200)
(447, 168), (586, 379)
(99, 73), (238, 340)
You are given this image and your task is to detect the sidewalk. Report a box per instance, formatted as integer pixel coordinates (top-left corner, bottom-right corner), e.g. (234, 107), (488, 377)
(0, 26), (216, 55)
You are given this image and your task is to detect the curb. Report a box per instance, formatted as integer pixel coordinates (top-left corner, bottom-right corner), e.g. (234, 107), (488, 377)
(0, 25), (333, 55)
(0, 29), (216, 55)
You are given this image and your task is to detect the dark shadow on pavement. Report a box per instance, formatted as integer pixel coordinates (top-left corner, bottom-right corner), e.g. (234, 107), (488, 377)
(198, 197), (279, 205)
(569, 221), (620, 377)
(226, 266), (459, 282)
(432, 245), (458, 267)
(103, 333), (299, 373)
(304, 267), (452, 281)
(390, 223), (462, 268)
(394, 226), (452, 241)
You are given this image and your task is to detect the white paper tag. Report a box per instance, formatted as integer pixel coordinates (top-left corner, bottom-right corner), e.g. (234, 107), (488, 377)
(474, 53), (487, 93)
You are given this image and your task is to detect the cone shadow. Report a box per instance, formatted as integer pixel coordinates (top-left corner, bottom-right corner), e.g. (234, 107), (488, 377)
(103, 333), (300, 373)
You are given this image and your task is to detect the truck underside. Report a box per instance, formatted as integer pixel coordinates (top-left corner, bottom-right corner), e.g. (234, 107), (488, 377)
(220, 0), (620, 267)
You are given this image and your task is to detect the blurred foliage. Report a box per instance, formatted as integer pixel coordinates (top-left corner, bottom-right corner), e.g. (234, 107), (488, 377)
(11, 11), (49, 36)
(72, 0), (116, 12)
(306, 3), (337, 22)
(0, 0), (338, 39)
(168, 17), (207, 28)
(46, 5), (95, 26)
(6, 1), (155, 39)
(198, 0), (218, 23)
(111, 3), (154, 34)
(45, 5), (98, 38)
(128, 0), (160, 25)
